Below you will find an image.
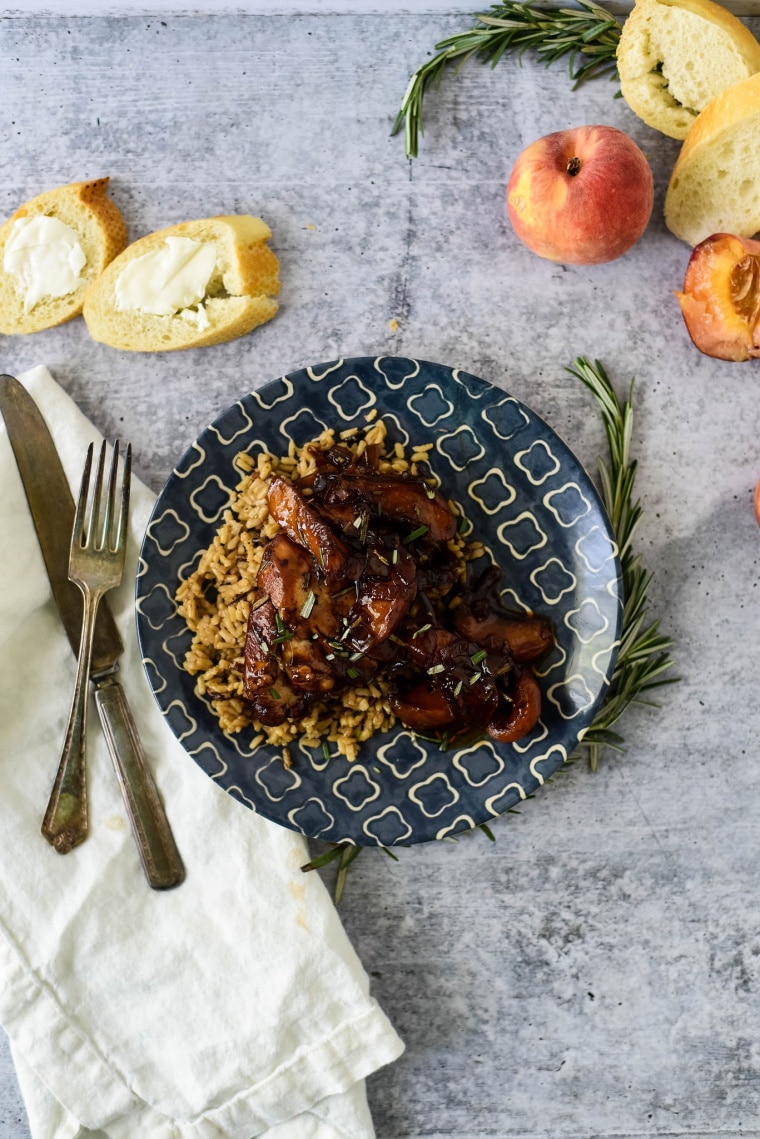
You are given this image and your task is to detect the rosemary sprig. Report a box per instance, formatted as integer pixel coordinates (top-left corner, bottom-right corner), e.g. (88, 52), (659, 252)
(567, 357), (677, 771)
(393, 0), (622, 159)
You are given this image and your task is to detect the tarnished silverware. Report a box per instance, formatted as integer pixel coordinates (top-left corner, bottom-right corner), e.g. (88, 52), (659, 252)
(0, 375), (184, 888)
(42, 441), (131, 852)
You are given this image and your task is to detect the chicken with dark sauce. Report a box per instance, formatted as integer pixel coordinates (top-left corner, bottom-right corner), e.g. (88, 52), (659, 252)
(243, 440), (553, 748)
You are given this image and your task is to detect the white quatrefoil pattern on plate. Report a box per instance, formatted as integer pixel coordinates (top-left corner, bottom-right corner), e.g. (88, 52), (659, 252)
(136, 357), (623, 847)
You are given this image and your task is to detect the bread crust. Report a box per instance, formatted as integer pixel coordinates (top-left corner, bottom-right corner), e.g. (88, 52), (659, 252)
(665, 71), (760, 244)
(617, 0), (760, 139)
(83, 215), (280, 352)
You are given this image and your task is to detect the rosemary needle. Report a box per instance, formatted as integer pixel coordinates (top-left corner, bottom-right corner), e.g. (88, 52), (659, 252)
(393, 0), (622, 159)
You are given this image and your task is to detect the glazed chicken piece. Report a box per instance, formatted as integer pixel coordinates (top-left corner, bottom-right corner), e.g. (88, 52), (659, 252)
(254, 534), (343, 698)
(257, 533), (340, 639)
(452, 606), (553, 662)
(345, 544), (418, 655)
(312, 470), (458, 543)
(267, 476), (352, 581)
(451, 566), (553, 662)
(243, 599), (308, 725)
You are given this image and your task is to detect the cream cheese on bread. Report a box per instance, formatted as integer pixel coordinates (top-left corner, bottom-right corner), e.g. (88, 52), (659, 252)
(3, 215), (87, 313)
(83, 214), (279, 352)
(114, 235), (218, 325)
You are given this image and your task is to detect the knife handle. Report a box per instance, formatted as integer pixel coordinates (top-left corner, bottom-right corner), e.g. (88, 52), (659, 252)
(94, 678), (185, 890)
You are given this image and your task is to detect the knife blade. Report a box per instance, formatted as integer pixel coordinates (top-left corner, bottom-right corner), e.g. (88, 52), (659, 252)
(0, 374), (185, 890)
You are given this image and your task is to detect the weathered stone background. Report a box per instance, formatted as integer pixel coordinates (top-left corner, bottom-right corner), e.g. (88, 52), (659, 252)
(1, 10), (759, 1138)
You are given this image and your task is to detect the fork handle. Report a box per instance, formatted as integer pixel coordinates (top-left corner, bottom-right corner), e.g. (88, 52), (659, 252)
(94, 677), (185, 890)
(42, 587), (101, 853)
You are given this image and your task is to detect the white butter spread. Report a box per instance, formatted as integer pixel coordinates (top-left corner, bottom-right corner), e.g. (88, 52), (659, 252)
(3, 215), (87, 313)
(181, 304), (210, 332)
(114, 236), (218, 327)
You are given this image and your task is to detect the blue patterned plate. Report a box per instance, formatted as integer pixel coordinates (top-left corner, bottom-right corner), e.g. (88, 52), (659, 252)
(136, 357), (622, 846)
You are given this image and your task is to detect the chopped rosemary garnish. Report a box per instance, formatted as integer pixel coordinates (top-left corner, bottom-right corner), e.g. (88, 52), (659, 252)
(322, 740), (330, 761)
(567, 357), (677, 771)
(413, 623), (432, 638)
(332, 585), (355, 599)
(393, 0), (622, 159)
(470, 649), (487, 666)
(346, 666), (360, 679)
(250, 594), (270, 612)
(272, 631), (294, 645)
(403, 525), (429, 544)
(300, 591), (316, 619)
(269, 687), (280, 700)
(275, 612), (285, 634)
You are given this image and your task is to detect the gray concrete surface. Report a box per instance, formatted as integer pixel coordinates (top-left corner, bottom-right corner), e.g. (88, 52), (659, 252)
(1, 10), (760, 1139)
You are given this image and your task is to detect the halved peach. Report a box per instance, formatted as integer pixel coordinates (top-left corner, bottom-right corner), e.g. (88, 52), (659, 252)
(676, 233), (760, 362)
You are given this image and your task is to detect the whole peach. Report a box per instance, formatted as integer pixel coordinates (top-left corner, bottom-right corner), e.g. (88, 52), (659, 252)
(507, 125), (654, 265)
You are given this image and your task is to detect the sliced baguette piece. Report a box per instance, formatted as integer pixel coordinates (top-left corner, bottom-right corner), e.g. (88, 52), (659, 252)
(83, 215), (280, 352)
(0, 178), (127, 335)
(665, 71), (760, 245)
(617, 0), (760, 140)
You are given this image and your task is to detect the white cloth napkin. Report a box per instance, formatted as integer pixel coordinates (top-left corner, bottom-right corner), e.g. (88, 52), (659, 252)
(0, 366), (404, 1139)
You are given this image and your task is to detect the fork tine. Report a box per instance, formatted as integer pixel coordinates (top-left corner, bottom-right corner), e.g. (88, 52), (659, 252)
(73, 443), (94, 549)
(104, 439), (120, 552)
(89, 441), (108, 548)
(116, 443), (132, 554)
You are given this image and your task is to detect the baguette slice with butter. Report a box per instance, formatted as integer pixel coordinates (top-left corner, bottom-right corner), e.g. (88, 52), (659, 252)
(0, 178), (127, 335)
(665, 71), (760, 245)
(83, 215), (280, 352)
(617, 0), (760, 140)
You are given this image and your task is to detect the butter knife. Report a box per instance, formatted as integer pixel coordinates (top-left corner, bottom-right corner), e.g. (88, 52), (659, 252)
(0, 374), (185, 890)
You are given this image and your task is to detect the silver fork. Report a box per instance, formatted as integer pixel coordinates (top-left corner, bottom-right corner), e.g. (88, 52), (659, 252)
(42, 441), (131, 854)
